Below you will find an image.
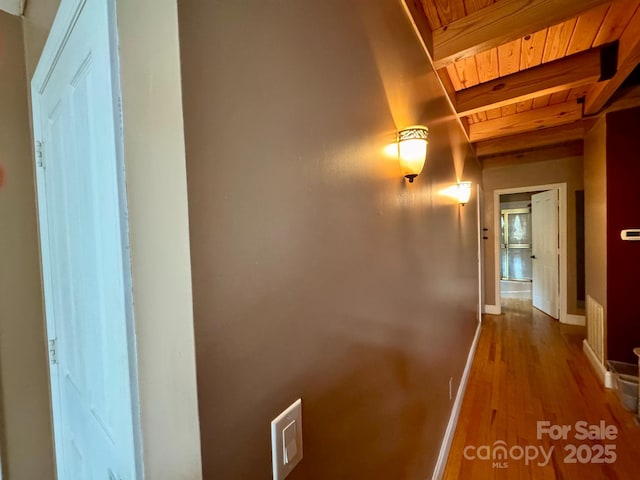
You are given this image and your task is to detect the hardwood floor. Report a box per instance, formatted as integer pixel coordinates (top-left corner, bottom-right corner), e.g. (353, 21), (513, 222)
(443, 297), (640, 479)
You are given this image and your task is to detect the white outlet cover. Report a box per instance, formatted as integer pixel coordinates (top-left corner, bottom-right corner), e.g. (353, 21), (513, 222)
(271, 399), (303, 480)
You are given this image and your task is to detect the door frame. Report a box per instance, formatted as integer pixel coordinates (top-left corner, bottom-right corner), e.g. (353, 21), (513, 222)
(31, 0), (143, 477)
(477, 183), (485, 325)
(491, 183), (569, 323)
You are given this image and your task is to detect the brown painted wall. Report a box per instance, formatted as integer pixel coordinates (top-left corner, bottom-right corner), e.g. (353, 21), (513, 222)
(178, 0), (480, 478)
(0, 10), (55, 479)
(605, 108), (640, 363)
(482, 156), (584, 313)
(584, 117), (608, 354)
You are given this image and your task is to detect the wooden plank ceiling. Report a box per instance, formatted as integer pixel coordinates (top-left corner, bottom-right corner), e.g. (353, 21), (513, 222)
(403, 0), (640, 157)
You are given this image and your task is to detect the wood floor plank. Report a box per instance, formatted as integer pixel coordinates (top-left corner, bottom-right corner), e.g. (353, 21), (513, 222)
(443, 297), (640, 479)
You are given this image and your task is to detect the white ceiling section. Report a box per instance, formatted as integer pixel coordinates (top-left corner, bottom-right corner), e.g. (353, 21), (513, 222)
(0, 0), (25, 16)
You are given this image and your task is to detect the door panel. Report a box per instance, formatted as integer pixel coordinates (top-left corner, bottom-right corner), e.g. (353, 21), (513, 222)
(532, 190), (559, 318)
(32, 1), (139, 478)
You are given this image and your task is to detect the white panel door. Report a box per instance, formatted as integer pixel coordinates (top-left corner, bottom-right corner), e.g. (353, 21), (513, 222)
(531, 190), (559, 319)
(31, 1), (139, 479)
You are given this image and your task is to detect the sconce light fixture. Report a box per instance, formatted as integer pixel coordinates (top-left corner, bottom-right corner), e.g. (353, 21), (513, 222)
(457, 181), (472, 206)
(398, 126), (429, 183)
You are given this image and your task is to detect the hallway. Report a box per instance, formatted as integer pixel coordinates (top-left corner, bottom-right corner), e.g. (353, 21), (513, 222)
(444, 298), (640, 479)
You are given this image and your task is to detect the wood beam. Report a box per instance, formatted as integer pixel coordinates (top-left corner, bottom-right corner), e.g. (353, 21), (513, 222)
(474, 120), (594, 156)
(480, 141), (583, 169)
(584, 7), (640, 115)
(432, 0), (611, 69)
(457, 47), (604, 117)
(469, 101), (583, 142)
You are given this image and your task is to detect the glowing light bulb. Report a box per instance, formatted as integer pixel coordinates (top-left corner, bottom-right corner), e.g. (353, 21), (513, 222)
(457, 181), (472, 205)
(398, 126), (429, 183)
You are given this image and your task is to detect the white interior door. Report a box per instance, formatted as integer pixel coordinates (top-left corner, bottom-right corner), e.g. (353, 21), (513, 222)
(531, 190), (559, 319)
(32, 1), (140, 479)
(477, 184), (485, 321)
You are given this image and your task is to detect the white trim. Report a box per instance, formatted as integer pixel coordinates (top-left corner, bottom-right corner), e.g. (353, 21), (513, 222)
(477, 184), (484, 324)
(432, 323), (482, 480)
(564, 314), (586, 327)
(583, 340), (615, 389)
(493, 183), (568, 322)
(484, 304), (501, 315)
(105, 1), (145, 476)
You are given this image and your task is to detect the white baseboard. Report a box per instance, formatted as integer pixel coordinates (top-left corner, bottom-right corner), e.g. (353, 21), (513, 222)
(605, 371), (614, 389)
(583, 339), (615, 389)
(484, 304), (501, 315)
(563, 314), (586, 326)
(432, 323), (482, 480)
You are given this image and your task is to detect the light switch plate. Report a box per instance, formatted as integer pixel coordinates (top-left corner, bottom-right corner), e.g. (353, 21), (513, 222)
(271, 399), (303, 480)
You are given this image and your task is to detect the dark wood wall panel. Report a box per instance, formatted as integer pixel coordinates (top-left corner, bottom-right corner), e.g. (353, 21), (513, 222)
(606, 106), (640, 363)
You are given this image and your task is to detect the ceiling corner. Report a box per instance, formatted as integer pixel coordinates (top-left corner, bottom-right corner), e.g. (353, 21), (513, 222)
(0, 0), (25, 16)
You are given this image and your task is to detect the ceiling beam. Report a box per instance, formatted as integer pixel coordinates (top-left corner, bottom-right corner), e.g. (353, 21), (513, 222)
(474, 120), (594, 156)
(432, 0), (611, 69)
(584, 7), (640, 115)
(0, 0), (25, 16)
(481, 141), (584, 168)
(456, 47), (606, 117)
(469, 101), (583, 142)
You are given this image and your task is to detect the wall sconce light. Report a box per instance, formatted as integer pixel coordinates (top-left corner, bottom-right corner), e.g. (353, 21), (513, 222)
(457, 181), (472, 206)
(398, 126), (429, 183)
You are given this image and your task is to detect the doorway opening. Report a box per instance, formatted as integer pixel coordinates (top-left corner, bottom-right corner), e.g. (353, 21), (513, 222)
(493, 183), (568, 322)
(499, 192), (539, 300)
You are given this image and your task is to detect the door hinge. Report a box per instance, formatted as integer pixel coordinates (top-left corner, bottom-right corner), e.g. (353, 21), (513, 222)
(35, 141), (45, 169)
(48, 338), (57, 365)
(117, 96), (124, 134)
